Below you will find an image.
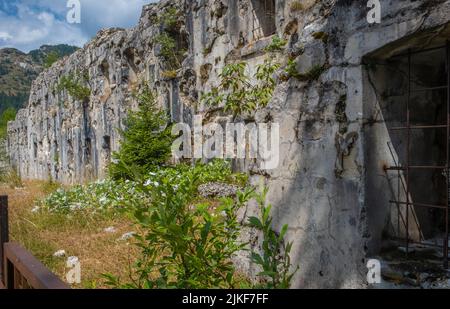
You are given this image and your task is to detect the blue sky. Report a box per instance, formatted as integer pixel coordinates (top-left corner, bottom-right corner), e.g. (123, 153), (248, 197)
(0, 0), (158, 52)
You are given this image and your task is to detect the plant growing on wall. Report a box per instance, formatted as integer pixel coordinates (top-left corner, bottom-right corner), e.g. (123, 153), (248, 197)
(201, 60), (280, 118)
(153, 5), (186, 75)
(265, 35), (288, 53)
(56, 71), (91, 102)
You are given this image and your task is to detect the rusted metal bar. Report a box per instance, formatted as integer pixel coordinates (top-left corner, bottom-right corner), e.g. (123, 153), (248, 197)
(3, 242), (69, 289)
(391, 44), (447, 58)
(406, 49), (411, 256)
(391, 125), (448, 130)
(385, 166), (447, 171)
(0, 195), (8, 285)
(389, 200), (448, 210)
(410, 85), (448, 93)
(445, 40), (450, 269)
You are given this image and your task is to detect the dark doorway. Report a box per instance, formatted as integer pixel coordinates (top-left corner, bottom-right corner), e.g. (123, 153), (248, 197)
(251, 0), (276, 40)
(382, 43), (450, 268)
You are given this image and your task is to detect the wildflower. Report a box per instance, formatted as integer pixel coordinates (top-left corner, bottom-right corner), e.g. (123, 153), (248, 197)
(53, 250), (66, 257)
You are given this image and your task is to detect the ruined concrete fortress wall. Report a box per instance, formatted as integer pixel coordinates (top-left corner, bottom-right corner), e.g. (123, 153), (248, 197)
(7, 0), (191, 184)
(7, 0), (450, 288)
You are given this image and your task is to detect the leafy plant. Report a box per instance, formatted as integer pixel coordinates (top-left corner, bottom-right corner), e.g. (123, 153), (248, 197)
(159, 6), (180, 32)
(248, 188), (299, 289)
(103, 162), (252, 289)
(108, 85), (174, 180)
(154, 33), (185, 70)
(265, 36), (287, 53)
(56, 72), (91, 102)
(202, 60), (280, 118)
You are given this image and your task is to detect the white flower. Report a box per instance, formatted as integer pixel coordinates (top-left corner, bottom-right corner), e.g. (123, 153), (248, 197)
(149, 172), (156, 176)
(66, 256), (79, 267)
(53, 250), (66, 257)
(69, 203), (82, 211)
(104, 226), (117, 233)
(31, 206), (40, 213)
(144, 179), (153, 187)
(118, 232), (136, 241)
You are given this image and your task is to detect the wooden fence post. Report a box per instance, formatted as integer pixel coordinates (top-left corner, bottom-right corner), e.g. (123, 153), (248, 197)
(0, 195), (8, 285)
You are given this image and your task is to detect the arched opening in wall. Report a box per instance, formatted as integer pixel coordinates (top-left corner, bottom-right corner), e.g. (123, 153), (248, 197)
(250, 0), (276, 41)
(364, 24), (450, 270)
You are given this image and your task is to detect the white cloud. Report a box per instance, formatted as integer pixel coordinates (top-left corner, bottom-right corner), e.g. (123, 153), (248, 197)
(0, 31), (12, 41)
(0, 0), (158, 52)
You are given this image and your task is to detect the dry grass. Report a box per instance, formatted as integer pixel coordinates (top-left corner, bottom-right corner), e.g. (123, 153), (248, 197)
(0, 181), (141, 289)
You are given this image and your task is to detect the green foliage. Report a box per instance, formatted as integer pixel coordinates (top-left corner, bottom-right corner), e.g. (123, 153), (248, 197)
(159, 6), (180, 32)
(265, 36), (288, 53)
(41, 160), (244, 213)
(56, 72), (91, 102)
(38, 178), (146, 214)
(202, 60), (280, 118)
(103, 162), (252, 289)
(248, 188), (299, 289)
(108, 85), (174, 181)
(101, 160), (247, 288)
(154, 33), (185, 70)
(44, 51), (60, 68)
(0, 107), (16, 139)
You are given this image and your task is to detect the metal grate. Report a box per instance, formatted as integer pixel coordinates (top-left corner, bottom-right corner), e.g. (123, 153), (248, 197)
(251, 0), (276, 41)
(385, 41), (450, 268)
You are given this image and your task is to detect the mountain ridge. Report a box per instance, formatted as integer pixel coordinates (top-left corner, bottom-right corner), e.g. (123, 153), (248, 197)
(0, 44), (79, 114)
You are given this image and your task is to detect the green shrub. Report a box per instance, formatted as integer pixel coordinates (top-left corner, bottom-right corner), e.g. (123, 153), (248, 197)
(56, 72), (91, 102)
(248, 188), (299, 289)
(108, 85), (174, 181)
(154, 33), (185, 70)
(159, 6), (180, 32)
(103, 161), (251, 288)
(104, 186), (252, 289)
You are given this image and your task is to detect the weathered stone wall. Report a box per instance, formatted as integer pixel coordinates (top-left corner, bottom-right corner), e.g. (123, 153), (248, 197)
(7, 0), (190, 184)
(7, 0), (450, 288)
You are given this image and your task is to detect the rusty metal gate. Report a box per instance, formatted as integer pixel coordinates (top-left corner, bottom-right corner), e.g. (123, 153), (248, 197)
(385, 41), (450, 268)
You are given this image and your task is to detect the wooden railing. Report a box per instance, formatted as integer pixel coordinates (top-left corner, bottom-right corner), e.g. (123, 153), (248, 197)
(0, 195), (69, 289)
